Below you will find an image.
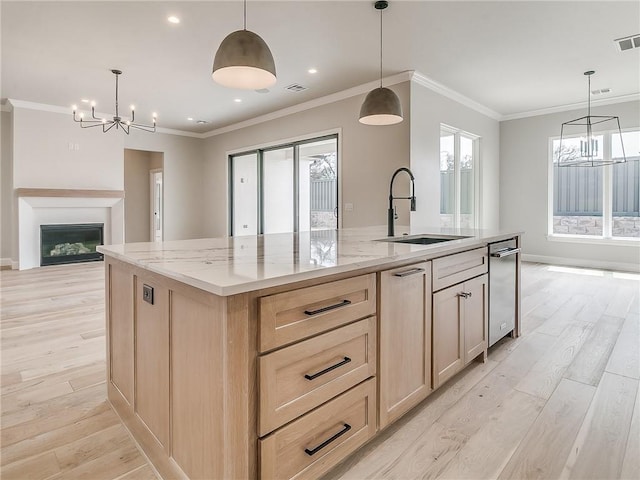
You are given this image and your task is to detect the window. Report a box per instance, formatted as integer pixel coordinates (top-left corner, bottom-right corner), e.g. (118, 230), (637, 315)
(440, 125), (480, 229)
(230, 135), (338, 236)
(549, 129), (640, 240)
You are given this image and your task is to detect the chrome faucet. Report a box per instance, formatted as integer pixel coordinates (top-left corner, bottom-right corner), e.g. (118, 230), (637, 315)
(388, 167), (416, 237)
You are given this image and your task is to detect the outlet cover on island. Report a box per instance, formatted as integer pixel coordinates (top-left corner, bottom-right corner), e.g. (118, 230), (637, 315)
(344, 203), (354, 211)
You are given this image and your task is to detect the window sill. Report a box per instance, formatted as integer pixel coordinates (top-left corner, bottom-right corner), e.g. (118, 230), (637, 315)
(547, 234), (640, 247)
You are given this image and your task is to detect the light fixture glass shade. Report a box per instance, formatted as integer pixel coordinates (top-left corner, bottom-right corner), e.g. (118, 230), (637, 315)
(212, 29), (276, 90)
(359, 87), (403, 125)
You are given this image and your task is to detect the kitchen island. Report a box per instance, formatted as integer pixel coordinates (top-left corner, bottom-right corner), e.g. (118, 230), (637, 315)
(98, 226), (522, 480)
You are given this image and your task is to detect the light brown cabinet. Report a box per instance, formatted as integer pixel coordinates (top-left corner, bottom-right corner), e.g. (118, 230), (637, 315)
(378, 261), (432, 429)
(433, 273), (488, 388)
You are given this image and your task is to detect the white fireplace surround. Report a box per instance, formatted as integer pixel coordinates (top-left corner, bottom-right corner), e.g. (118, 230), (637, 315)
(17, 189), (124, 270)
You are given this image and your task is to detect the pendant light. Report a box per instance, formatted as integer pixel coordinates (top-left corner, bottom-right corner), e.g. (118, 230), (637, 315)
(557, 70), (626, 167)
(212, 0), (276, 90)
(359, 0), (403, 125)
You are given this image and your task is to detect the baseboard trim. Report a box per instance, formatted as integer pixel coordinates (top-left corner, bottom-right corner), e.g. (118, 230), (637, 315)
(1, 258), (15, 270)
(522, 254), (640, 273)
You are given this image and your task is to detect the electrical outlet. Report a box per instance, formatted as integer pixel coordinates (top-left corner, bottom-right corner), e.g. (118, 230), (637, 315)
(344, 203), (354, 212)
(142, 284), (154, 305)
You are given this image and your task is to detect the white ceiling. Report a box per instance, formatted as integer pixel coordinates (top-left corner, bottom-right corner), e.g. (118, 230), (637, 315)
(2, 1), (639, 134)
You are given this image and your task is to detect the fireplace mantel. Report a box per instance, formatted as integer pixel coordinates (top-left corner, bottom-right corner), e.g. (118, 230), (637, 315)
(16, 188), (125, 198)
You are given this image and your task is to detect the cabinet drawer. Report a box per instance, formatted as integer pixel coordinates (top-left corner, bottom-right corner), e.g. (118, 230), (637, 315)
(259, 317), (376, 436)
(259, 274), (376, 352)
(259, 379), (376, 480)
(432, 247), (488, 291)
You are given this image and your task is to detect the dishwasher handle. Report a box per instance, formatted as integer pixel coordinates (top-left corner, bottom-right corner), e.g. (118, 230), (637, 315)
(490, 247), (521, 258)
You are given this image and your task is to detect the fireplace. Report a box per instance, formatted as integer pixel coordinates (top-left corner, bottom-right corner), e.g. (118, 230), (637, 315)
(40, 223), (104, 266)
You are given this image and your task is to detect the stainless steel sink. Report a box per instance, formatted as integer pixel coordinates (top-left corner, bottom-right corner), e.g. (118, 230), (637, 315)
(378, 234), (470, 245)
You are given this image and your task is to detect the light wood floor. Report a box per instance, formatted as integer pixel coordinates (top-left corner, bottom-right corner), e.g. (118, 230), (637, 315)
(1, 262), (638, 480)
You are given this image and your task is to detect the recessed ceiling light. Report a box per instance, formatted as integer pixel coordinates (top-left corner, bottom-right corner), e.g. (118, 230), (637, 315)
(308, 68), (318, 74)
(196, 120), (208, 124)
(234, 98), (242, 103)
(81, 99), (89, 103)
(167, 16), (180, 24)
(187, 117), (194, 121)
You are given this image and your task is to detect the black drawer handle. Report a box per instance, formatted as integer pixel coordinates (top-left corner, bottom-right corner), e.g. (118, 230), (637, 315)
(393, 267), (425, 277)
(304, 357), (351, 380)
(457, 291), (472, 298)
(304, 299), (351, 316)
(304, 423), (352, 456)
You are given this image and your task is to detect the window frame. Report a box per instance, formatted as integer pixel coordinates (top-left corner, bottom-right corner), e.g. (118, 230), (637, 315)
(228, 133), (339, 236)
(440, 124), (481, 229)
(547, 127), (639, 245)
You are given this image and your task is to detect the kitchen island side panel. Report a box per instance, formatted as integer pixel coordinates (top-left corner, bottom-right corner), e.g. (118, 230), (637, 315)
(105, 257), (257, 480)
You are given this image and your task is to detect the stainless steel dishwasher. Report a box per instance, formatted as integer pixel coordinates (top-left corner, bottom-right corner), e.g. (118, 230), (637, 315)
(488, 238), (520, 346)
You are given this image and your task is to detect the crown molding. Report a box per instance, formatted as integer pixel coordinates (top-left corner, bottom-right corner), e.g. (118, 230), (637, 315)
(410, 71), (502, 121)
(501, 93), (640, 121)
(202, 71), (414, 138)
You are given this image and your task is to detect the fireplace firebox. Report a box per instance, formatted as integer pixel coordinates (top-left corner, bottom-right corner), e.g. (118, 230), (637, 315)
(40, 223), (104, 266)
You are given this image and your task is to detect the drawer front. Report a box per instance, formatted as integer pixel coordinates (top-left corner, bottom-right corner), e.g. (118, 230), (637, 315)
(432, 247), (488, 292)
(259, 274), (376, 352)
(259, 317), (376, 436)
(259, 379), (377, 480)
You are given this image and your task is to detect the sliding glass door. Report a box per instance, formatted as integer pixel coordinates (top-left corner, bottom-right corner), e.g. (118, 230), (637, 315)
(230, 135), (338, 236)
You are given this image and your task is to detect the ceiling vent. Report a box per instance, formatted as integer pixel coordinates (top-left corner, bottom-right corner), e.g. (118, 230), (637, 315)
(614, 34), (640, 51)
(591, 88), (612, 96)
(285, 83), (308, 92)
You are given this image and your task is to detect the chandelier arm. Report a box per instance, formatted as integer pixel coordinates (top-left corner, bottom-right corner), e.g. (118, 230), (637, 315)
(80, 121), (107, 128)
(90, 107), (103, 121)
(103, 122), (118, 133)
(130, 123), (156, 130)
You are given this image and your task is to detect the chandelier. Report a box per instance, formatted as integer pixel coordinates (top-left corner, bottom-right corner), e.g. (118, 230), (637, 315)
(557, 70), (626, 167)
(72, 69), (156, 134)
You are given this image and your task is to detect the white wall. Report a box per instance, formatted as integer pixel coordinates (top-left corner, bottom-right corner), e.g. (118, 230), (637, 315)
(500, 100), (640, 270)
(12, 107), (124, 189)
(410, 82), (501, 230)
(1, 111), (14, 265)
(202, 82), (411, 237)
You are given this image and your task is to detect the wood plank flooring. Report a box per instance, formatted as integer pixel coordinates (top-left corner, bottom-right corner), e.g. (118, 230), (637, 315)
(1, 261), (639, 480)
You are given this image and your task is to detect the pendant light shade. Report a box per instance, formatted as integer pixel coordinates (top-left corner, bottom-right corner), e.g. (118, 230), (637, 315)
(212, 1), (276, 90)
(359, 87), (403, 125)
(359, 0), (403, 125)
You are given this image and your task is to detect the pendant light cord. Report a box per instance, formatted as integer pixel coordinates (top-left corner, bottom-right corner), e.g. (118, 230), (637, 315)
(380, 6), (383, 88)
(243, 0), (247, 30)
(587, 73), (591, 118)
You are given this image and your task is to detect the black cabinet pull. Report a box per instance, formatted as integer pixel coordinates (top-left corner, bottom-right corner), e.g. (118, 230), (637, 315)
(304, 357), (351, 380)
(304, 423), (352, 456)
(393, 267), (425, 277)
(457, 292), (472, 298)
(304, 299), (351, 316)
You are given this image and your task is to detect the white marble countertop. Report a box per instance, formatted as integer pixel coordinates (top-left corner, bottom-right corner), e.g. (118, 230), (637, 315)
(98, 226), (521, 296)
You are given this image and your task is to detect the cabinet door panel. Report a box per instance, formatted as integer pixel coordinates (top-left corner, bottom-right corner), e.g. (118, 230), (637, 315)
(108, 264), (134, 404)
(379, 262), (432, 429)
(135, 279), (169, 450)
(433, 284), (464, 389)
(463, 275), (488, 364)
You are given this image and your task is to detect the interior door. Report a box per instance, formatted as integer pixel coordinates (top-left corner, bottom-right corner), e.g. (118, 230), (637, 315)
(150, 169), (163, 241)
